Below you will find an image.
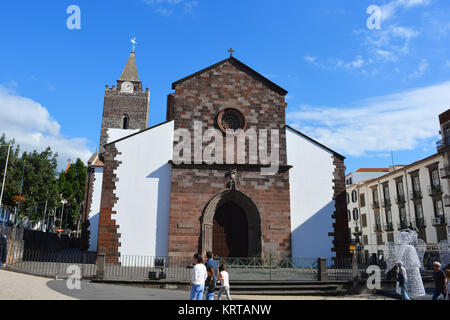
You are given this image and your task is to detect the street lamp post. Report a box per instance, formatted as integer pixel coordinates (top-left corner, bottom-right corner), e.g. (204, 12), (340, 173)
(0, 144), (11, 225)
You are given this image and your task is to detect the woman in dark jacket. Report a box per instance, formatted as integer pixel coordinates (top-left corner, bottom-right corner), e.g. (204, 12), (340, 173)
(204, 267), (216, 300)
(0, 235), (7, 267)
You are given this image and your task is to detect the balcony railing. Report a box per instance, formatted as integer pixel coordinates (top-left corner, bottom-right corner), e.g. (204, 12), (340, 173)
(410, 190), (422, 201)
(432, 216), (446, 226)
(371, 201), (380, 209)
(414, 217), (426, 228)
(398, 221), (408, 230)
(382, 198), (391, 207)
(428, 185), (442, 196)
(440, 167), (450, 179)
(445, 195), (450, 207)
(384, 223), (394, 232)
(395, 194), (406, 204)
(374, 224), (383, 233)
(436, 139), (445, 150)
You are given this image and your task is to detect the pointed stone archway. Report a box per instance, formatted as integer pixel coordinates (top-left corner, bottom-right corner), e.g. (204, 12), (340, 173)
(201, 190), (262, 257)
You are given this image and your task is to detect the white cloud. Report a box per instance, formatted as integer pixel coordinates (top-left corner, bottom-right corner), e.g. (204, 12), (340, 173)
(381, 0), (431, 21)
(407, 59), (429, 79)
(304, 56), (317, 63)
(0, 86), (93, 170)
(142, 0), (198, 16)
(287, 81), (449, 157)
(345, 55), (364, 69)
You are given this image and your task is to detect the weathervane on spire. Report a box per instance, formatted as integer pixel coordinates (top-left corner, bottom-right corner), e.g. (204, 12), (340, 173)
(131, 37), (137, 52)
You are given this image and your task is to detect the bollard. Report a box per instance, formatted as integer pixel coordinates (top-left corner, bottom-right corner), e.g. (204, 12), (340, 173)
(351, 254), (360, 294)
(96, 252), (106, 280)
(317, 258), (328, 282)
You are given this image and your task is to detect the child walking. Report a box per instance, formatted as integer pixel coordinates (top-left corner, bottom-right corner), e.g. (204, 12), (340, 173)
(204, 267), (216, 300)
(217, 264), (232, 300)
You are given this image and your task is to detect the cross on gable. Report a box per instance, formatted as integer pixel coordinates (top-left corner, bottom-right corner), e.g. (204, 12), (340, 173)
(227, 48), (235, 57)
(131, 37), (137, 52)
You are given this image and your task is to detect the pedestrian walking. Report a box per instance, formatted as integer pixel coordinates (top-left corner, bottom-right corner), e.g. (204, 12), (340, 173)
(446, 269), (450, 301)
(204, 267), (216, 301)
(190, 253), (207, 300)
(396, 261), (411, 300)
(205, 252), (219, 283)
(432, 262), (447, 300)
(217, 264), (232, 300)
(0, 234), (7, 268)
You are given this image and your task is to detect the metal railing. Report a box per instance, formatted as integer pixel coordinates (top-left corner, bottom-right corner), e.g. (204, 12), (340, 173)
(410, 190), (423, 200)
(382, 198), (391, 207)
(99, 255), (354, 282)
(414, 217), (426, 228)
(428, 185), (442, 196)
(395, 194), (406, 204)
(397, 221), (408, 230)
(384, 223), (394, 232)
(440, 167), (450, 179)
(6, 242), (97, 278)
(371, 201), (380, 209)
(374, 224), (383, 232)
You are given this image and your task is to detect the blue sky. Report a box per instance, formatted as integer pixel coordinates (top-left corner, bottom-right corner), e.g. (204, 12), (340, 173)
(0, 0), (449, 172)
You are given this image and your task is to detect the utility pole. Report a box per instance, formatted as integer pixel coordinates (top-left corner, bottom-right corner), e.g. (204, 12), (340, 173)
(42, 198), (48, 232)
(0, 144), (11, 223)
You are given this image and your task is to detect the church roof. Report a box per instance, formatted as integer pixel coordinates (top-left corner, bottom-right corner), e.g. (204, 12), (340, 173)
(285, 125), (345, 161)
(120, 52), (140, 82)
(171, 56), (288, 96)
(87, 153), (104, 167)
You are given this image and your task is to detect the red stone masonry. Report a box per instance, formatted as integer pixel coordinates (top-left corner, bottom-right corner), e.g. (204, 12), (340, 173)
(97, 145), (122, 263)
(168, 58), (292, 258)
(331, 156), (351, 259)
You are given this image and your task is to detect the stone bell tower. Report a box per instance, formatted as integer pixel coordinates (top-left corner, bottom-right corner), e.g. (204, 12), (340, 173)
(99, 51), (150, 154)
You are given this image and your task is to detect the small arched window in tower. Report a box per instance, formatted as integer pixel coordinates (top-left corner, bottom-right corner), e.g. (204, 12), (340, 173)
(122, 114), (130, 129)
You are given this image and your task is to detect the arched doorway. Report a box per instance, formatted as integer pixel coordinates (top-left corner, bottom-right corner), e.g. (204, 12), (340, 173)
(201, 190), (262, 257)
(213, 201), (248, 257)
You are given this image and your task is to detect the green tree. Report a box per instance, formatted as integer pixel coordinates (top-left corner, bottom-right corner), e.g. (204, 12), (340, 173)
(58, 158), (87, 230)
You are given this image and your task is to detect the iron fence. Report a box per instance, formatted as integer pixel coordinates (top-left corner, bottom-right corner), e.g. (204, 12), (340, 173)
(326, 258), (353, 280)
(5, 242), (97, 278)
(5, 238), (354, 282)
(101, 255), (352, 281)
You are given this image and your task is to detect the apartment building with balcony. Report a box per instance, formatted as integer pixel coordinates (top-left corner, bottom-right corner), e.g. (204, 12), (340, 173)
(347, 153), (449, 263)
(346, 111), (450, 264)
(345, 168), (389, 186)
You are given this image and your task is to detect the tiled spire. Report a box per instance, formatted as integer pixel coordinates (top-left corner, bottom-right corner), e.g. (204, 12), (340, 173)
(120, 52), (140, 82)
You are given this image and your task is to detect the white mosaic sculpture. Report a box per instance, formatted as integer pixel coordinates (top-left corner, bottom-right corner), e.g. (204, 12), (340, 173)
(386, 230), (426, 297)
(438, 240), (450, 269)
(415, 238), (427, 271)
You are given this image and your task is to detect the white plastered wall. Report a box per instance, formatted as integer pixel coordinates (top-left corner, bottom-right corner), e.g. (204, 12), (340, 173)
(286, 127), (336, 259)
(112, 121), (174, 262)
(88, 167), (103, 252)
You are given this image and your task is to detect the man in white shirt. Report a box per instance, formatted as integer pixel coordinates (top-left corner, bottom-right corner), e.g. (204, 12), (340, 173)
(190, 253), (207, 300)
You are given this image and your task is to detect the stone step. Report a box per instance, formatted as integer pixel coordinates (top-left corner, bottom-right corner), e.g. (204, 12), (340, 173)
(230, 285), (340, 291)
(230, 289), (348, 296)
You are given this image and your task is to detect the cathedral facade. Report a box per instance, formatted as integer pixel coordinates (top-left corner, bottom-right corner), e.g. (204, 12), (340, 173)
(81, 51), (350, 262)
